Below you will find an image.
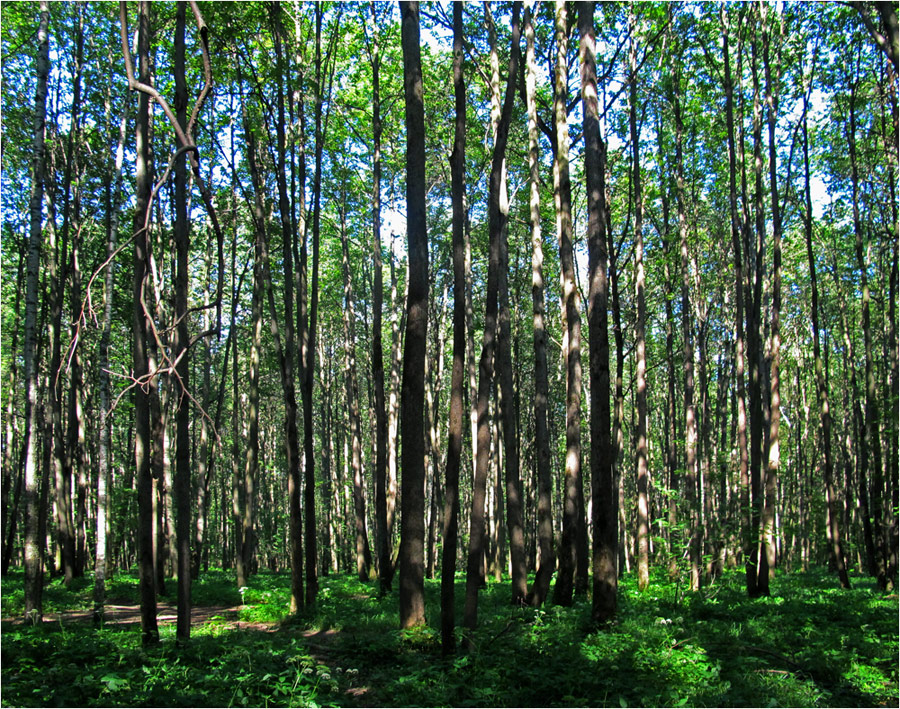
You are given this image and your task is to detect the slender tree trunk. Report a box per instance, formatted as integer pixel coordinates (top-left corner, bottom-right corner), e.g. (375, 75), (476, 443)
(495, 30), (526, 607)
(369, 2), (392, 596)
(339, 176), (373, 582)
(441, 0), (466, 654)
(721, 6), (751, 590)
(552, 0), (583, 608)
(803, 91), (850, 589)
(23, 0), (51, 624)
(629, 3), (650, 594)
(270, 5), (305, 611)
(848, 72), (888, 589)
(463, 0), (521, 636)
(746, 25), (766, 599)
(173, 1), (192, 641)
(579, 0), (616, 622)
(670, 58), (701, 593)
(524, 0), (555, 608)
(398, 0), (429, 629)
(758, 12), (781, 595)
(122, 0), (159, 645)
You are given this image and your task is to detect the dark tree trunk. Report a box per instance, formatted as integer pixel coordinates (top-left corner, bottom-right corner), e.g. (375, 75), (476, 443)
(441, 0), (466, 654)
(579, 0), (616, 622)
(369, 1), (392, 596)
(173, 1), (192, 641)
(398, 0), (429, 629)
(463, 0), (521, 636)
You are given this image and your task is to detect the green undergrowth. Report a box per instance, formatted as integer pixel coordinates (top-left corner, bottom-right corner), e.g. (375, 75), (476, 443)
(2, 567), (897, 707)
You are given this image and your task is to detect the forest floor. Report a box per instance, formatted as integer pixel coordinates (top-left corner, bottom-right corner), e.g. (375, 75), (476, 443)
(1, 565), (897, 707)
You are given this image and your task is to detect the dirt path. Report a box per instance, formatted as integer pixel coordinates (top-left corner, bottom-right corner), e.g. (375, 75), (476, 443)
(1, 603), (272, 630)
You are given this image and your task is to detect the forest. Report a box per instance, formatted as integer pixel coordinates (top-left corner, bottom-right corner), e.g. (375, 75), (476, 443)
(0, 0), (898, 707)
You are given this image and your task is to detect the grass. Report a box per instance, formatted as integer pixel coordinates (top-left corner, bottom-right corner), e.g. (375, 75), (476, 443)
(1, 566), (897, 707)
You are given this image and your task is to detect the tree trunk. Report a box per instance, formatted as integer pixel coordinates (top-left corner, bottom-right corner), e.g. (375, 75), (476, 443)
(441, 0), (466, 654)
(803, 89), (850, 589)
(670, 56), (701, 593)
(758, 11), (781, 595)
(721, 6), (751, 591)
(629, 3), (650, 594)
(339, 174), (373, 582)
(173, 0), (192, 641)
(122, 0), (159, 645)
(580, 0), (616, 622)
(463, 0), (521, 637)
(524, 0), (555, 608)
(848, 71), (888, 589)
(370, 1), (392, 596)
(23, 0), (51, 624)
(398, 0), (429, 630)
(552, 0), (583, 608)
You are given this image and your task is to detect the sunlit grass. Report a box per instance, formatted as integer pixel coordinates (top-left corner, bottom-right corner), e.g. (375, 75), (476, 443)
(2, 566), (897, 707)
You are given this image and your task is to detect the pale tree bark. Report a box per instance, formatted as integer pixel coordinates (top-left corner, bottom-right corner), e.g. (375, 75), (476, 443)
(758, 6), (781, 595)
(629, 2), (650, 594)
(579, 0), (616, 622)
(23, 0), (50, 625)
(50, 4), (82, 586)
(670, 52), (701, 593)
(441, 0), (466, 654)
(398, 0), (429, 629)
(552, 0), (583, 608)
(2, 242), (25, 577)
(524, 0), (555, 609)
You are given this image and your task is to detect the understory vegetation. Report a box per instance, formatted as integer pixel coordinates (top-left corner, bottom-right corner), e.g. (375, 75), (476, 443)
(2, 568), (897, 708)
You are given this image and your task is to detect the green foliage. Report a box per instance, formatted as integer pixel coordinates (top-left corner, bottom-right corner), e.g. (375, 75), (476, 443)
(2, 568), (897, 707)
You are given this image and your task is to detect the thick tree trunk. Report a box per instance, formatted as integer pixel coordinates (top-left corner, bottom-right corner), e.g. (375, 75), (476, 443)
(398, 0), (429, 629)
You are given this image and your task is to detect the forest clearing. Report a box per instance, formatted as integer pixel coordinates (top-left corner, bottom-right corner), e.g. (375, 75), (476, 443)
(1, 0), (898, 705)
